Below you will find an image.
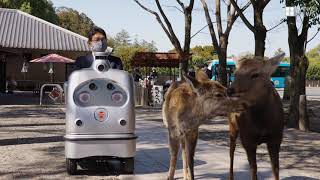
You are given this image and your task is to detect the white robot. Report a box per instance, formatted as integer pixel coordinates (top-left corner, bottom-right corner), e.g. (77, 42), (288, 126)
(64, 52), (136, 175)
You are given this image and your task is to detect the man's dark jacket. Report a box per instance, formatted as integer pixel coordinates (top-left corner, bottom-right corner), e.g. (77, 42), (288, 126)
(75, 54), (123, 70)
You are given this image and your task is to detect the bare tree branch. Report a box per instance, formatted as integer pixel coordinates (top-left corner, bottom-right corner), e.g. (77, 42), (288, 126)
(230, 0), (255, 33)
(225, 1), (251, 34)
(134, 0), (183, 54)
(300, 13), (310, 41)
(154, 0), (183, 54)
(250, 0), (256, 8)
(200, 0), (220, 54)
(216, 0), (223, 37)
(307, 28), (320, 44)
(183, 0), (194, 53)
(234, 1), (251, 19)
(191, 21), (216, 39)
(187, 0), (195, 10)
(163, 5), (184, 13)
(267, 19), (286, 32)
(176, 0), (185, 11)
(263, 0), (271, 8)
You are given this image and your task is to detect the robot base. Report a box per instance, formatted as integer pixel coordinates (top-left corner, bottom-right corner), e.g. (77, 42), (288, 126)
(66, 156), (134, 175)
(65, 134), (136, 175)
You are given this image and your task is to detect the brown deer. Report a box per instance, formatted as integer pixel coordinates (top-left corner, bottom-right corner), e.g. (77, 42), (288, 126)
(163, 70), (230, 180)
(227, 53), (285, 180)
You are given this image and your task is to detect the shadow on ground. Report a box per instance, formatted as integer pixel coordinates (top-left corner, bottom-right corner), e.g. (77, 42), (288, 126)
(135, 147), (206, 175)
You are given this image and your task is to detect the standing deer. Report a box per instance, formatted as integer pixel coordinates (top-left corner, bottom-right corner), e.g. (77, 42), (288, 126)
(227, 53), (285, 180)
(163, 70), (230, 180)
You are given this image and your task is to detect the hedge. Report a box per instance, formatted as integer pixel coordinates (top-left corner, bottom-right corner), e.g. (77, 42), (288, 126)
(306, 64), (320, 80)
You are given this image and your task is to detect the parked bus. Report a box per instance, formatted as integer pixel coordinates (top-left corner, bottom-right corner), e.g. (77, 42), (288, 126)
(209, 59), (290, 88)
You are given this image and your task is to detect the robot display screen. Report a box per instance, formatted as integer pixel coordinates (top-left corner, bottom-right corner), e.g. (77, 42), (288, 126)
(73, 78), (128, 107)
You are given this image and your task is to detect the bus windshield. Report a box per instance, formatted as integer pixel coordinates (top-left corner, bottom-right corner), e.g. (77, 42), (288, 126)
(271, 66), (289, 77)
(213, 65), (236, 75)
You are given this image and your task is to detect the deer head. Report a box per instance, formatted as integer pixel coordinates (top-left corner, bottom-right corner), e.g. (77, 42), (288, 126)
(227, 53), (285, 105)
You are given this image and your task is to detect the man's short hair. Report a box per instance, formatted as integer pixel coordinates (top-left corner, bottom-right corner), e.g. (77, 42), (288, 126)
(88, 26), (107, 42)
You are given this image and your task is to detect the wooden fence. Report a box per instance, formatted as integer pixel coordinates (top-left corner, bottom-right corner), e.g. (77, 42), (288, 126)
(306, 80), (320, 87)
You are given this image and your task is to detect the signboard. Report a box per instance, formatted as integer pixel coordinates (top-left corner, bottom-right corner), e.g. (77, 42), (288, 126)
(286, 7), (296, 17)
(151, 85), (163, 106)
(48, 87), (62, 101)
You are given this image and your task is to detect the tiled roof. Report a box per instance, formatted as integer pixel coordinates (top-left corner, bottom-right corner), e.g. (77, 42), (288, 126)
(0, 8), (90, 52)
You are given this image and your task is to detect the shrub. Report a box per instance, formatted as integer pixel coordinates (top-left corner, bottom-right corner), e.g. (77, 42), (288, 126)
(306, 64), (320, 80)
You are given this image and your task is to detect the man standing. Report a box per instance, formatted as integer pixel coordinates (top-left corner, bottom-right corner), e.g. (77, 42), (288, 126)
(75, 27), (123, 70)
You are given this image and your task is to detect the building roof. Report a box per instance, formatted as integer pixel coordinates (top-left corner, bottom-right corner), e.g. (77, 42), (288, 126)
(132, 52), (181, 68)
(0, 8), (90, 52)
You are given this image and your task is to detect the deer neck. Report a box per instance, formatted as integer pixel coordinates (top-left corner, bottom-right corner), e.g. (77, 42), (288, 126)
(191, 98), (207, 125)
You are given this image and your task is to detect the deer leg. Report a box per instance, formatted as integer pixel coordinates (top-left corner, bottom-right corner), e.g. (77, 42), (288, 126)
(244, 145), (258, 180)
(167, 135), (179, 180)
(185, 130), (198, 180)
(181, 139), (189, 180)
(229, 131), (238, 180)
(267, 141), (281, 180)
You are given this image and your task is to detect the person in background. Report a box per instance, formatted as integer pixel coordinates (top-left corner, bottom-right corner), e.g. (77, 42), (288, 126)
(149, 68), (158, 80)
(6, 76), (17, 94)
(132, 68), (142, 82)
(188, 67), (195, 78)
(75, 26), (123, 70)
(201, 63), (212, 79)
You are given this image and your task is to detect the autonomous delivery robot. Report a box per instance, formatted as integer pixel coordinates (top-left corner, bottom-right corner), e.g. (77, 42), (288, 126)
(64, 52), (137, 175)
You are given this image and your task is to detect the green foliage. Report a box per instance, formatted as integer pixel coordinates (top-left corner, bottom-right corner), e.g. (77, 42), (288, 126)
(306, 44), (320, 79)
(56, 7), (95, 37)
(306, 64), (320, 80)
(307, 44), (320, 64)
(191, 45), (217, 60)
(114, 29), (131, 46)
(282, 57), (290, 62)
(112, 29), (158, 71)
(0, 0), (58, 24)
(190, 45), (217, 67)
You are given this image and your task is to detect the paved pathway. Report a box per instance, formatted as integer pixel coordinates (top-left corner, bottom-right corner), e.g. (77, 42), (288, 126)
(0, 106), (319, 179)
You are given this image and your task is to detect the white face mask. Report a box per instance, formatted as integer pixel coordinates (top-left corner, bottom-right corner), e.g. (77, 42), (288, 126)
(91, 40), (107, 52)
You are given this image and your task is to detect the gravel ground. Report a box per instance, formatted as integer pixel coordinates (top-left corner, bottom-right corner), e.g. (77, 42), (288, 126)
(0, 105), (122, 180)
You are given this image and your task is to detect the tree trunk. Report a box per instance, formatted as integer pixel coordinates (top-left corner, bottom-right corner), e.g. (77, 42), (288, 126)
(179, 53), (189, 80)
(287, 15), (309, 129)
(283, 76), (291, 100)
(299, 95), (309, 131)
(218, 35), (228, 87)
(254, 27), (266, 57)
(253, 6), (266, 57)
(299, 56), (308, 95)
(288, 55), (301, 128)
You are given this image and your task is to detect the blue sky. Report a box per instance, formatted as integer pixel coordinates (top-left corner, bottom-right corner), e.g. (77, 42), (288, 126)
(51, 0), (319, 57)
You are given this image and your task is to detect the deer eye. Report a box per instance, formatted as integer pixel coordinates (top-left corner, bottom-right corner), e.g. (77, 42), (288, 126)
(251, 73), (259, 79)
(214, 93), (224, 98)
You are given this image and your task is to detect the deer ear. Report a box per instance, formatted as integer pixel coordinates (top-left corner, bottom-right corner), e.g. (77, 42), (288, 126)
(264, 53), (285, 76)
(183, 73), (201, 96)
(195, 70), (209, 82)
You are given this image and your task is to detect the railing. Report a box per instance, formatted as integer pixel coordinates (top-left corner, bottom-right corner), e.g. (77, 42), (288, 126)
(39, 84), (64, 106)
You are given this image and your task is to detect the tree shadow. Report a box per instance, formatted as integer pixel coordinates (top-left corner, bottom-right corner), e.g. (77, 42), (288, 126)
(0, 123), (65, 128)
(0, 136), (64, 146)
(282, 176), (319, 180)
(195, 170), (273, 180)
(135, 147), (207, 175)
(0, 106), (64, 119)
